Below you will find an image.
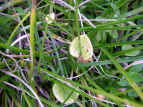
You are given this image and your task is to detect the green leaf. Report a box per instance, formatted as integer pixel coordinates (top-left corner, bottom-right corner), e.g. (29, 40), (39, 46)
(96, 31), (107, 41)
(15, 7), (24, 13)
(108, 30), (118, 38)
(130, 72), (143, 83)
(110, 3), (120, 17)
(15, 7), (25, 19)
(130, 64), (142, 72)
(122, 45), (139, 56)
(128, 91), (138, 97)
(119, 79), (129, 86)
(53, 83), (79, 104)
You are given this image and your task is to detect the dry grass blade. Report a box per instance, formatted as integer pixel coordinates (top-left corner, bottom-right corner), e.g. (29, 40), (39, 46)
(3, 81), (36, 99)
(0, 51), (18, 72)
(1, 70), (44, 107)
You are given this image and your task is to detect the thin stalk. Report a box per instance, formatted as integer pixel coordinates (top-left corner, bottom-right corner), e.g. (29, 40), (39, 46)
(74, 0), (82, 57)
(7, 12), (30, 45)
(47, 31), (64, 75)
(0, 0), (26, 12)
(29, 0), (36, 83)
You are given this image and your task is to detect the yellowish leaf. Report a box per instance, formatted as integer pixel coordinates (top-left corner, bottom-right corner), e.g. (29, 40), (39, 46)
(70, 34), (93, 62)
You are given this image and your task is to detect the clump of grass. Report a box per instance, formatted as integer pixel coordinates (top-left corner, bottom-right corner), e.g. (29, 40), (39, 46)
(0, 0), (143, 107)
(0, 16), (14, 38)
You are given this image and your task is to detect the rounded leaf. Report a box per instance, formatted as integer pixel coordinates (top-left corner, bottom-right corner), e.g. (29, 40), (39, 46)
(53, 83), (79, 104)
(130, 72), (143, 83)
(109, 30), (118, 38)
(128, 91), (138, 97)
(122, 45), (139, 56)
(96, 31), (107, 41)
(130, 64), (142, 72)
(70, 35), (93, 62)
(119, 79), (129, 86)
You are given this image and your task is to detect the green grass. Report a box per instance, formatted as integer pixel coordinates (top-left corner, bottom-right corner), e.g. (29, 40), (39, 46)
(0, 0), (143, 107)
